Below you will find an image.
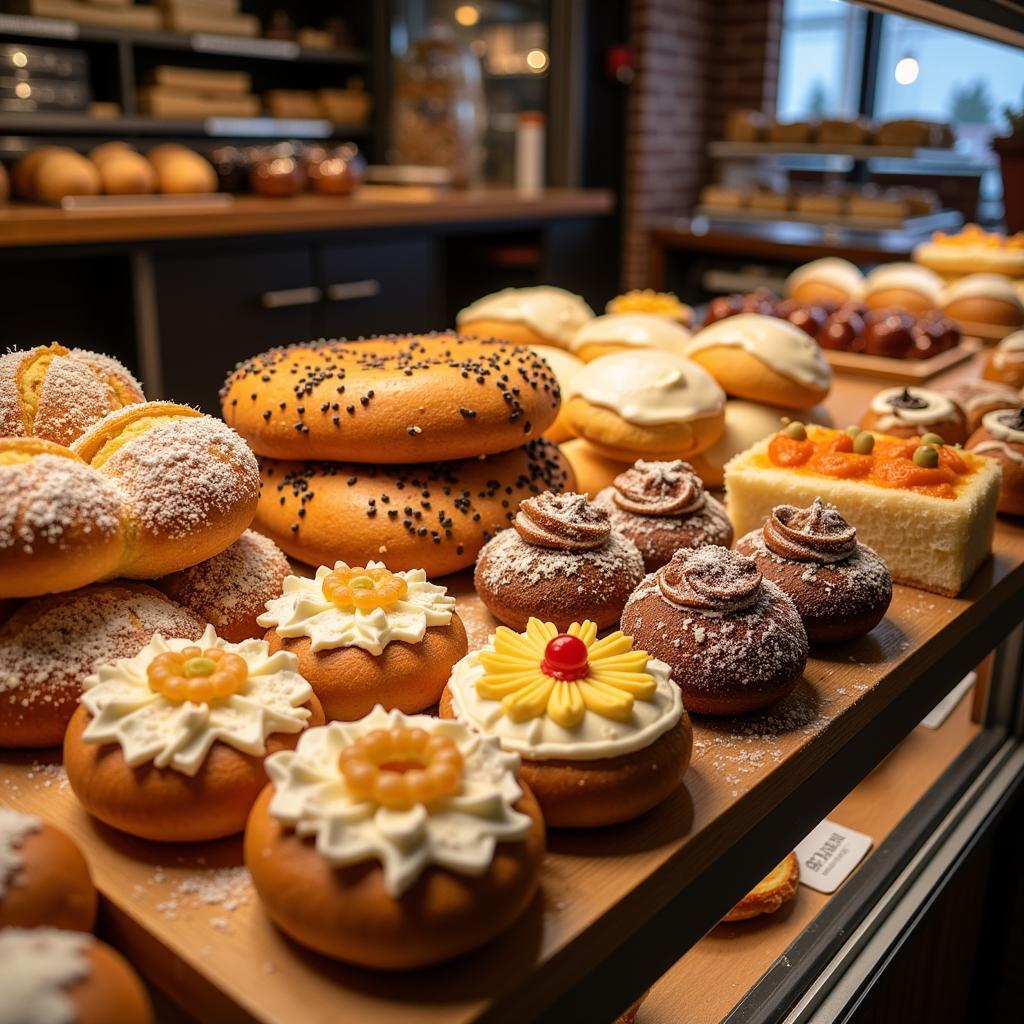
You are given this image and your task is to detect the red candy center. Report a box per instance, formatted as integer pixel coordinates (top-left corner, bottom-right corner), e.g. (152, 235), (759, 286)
(541, 634), (590, 681)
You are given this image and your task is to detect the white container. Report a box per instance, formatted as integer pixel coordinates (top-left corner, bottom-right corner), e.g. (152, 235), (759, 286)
(515, 110), (545, 194)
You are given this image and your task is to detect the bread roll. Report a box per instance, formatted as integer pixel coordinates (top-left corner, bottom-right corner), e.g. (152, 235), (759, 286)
(147, 144), (217, 194)
(32, 149), (101, 200)
(89, 144), (157, 195)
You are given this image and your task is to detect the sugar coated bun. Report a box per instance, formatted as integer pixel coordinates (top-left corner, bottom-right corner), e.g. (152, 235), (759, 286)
(0, 810), (97, 931)
(722, 852), (800, 922)
(89, 144), (157, 195)
(688, 399), (832, 488)
(17, 147), (101, 200)
(565, 350), (726, 460)
(864, 262), (944, 315)
(156, 529), (289, 643)
(531, 345), (584, 442)
(966, 408), (1024, 516)
(684, 314), (832, 410)
(558, 437), (631, 496)
(456, 285), (594, 349)
(64, 625), (326, 841)
(257, 437), (574, 577)
(0, 341), (145, 446)
(147, 143), (216, 193)
(0, 582), (204, 748)
(940, 378), (1021, 433)
(606, 288), (692, 326)
(72, 401), (260, 579)
(245, 709), (545, 968)
(786, 257), (865, 305)
(568, 312), (692, 362)
(983, 329), (1024, 389)
(860, 386), (967, 444)
(222, 334), (561, 462)
(0, 930), (153, 1024)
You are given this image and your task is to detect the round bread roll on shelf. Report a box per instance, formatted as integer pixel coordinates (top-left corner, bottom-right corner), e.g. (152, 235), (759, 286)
(12, 146), (63, 197)
(72, 401), (259, 579)
(606, 288), (693, 326)
(940, 378), (1022, 434)
(0, 438), (126, 600)
(558, 437), (631, 496)
(0, 929), (153, 1024)
(146, 143), (217, 194)
(683, 314), (832, 411)
(0, 342), (145, 446)
(941, 273), (1024, 331)
(863, 262), (944, 316)
(982, 329), (1024, 389)
(155, 529), (290, 643)
(568, 312), (692, 362)
(565, 349), (726, 461)
(257, 437), (574, 578)
(14, 146), (101, 200)
(0, 582), (204, 748)
(222, 334), (562, 463)
(785, 257), (864, 305)
(532, 345), (584, 442)
(88, 143), (157, 195)
(722, 852), (800, 922)
(0, 809), (98, 932)
(859, 386), (968, 445)
(456, 285), (594, 350)
(966, 408), (1024, 516)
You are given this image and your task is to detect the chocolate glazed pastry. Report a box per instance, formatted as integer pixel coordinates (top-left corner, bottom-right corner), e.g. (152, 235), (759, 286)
(736, 499), (892, 644)
(474, 492), (645, 631)
(621, 546), (808, 716)
(593, 460), (733, 572)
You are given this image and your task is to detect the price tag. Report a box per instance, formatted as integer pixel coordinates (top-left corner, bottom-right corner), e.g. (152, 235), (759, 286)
(920, 672), (976, 730)
(0, 14), (78, 38)
(795, 819), (873, 894)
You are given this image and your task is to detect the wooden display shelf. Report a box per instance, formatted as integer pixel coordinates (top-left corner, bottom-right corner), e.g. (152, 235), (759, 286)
(2, 517), (1024, 1024)
(693, 204), (962, 235)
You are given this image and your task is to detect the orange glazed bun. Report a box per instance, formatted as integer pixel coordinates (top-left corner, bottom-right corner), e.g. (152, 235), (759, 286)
(722, 852), (800, 922)
(221, 334), (562, 462)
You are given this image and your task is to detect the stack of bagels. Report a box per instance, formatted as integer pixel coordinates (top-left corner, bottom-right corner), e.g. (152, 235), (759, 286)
(220, 333), (576, 577)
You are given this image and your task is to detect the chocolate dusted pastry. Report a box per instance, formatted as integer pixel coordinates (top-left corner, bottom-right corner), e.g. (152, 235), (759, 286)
(863, 310), (915, 358)
(593, 460), (733, 572)
(474, 491), (645, 631)
(736, 499), (892, 644)
(621, 545), (808, 716)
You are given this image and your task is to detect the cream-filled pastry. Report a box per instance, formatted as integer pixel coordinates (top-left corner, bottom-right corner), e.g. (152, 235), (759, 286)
(457, 285), (595, 350)
(785, 257), (864, 305)
(569, 312), (692, 362)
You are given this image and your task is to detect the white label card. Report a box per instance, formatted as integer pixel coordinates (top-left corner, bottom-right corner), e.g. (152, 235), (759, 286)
(795, 818), (873, 894)
(920, 672), (976, 730)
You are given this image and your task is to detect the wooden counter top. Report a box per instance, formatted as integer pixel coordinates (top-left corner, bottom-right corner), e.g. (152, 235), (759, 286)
(0, 187), (615, 249)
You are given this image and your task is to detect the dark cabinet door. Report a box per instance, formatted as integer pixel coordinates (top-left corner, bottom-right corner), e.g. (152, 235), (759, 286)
(153, 243), (317, 412)
(319, 237), (441, 340)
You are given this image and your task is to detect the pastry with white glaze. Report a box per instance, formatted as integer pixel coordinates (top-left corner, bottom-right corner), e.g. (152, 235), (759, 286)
(983, 329), (1024, 390)
(569, 312), (692, 362)
(860, 385), (968, 445)
(967, 407), (1024, 516)
(457, 285), (594, 350)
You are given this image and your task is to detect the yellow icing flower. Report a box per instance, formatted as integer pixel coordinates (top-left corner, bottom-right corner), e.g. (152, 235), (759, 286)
(474, 618), (657, 729)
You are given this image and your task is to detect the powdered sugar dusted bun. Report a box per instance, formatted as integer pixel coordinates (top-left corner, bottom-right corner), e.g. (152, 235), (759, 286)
(0, 342), (145, 447)
(941, 273), (1024, 329)
(0, 438), (126, 599)
(864, 262), (944, 315)
(736, 499), (892, 644)
(621, 545), (809, 716)
(940, 378), (1021, 433)
(593, 459), (733, 571)
(983, 329), (1024, 389)
(532, 345), (584, 442)
(0, 582), (204, 748)
(861, 386), (967, 444)
(475, 491), (646, 631)
(967, 408), (1024, 516)
(72, 401), (259, 579)
(0, 810), (97, 932)
(457, 285), (595, 349)
(569, 312), (692, 362)
(0, 929), (153, 1024)
(156, 529), (289, 643)
(786, 257), (865, 305)
(684, 314), (832, 410)
(565, 350), (726, 460)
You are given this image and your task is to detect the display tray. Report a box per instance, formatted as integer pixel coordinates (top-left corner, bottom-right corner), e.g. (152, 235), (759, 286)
(822, 338), (980, 382)
(693, 204), (962, 235)
(2, 520), (1024, 1024)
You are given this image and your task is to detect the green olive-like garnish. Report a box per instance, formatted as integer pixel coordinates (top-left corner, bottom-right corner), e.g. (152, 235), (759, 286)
(920, 432), (944, 446)
(783, 421), (807, 440)
(913, 445), (939, 468)
(845, 425), (861, 438)
(853, 432), (875, 454)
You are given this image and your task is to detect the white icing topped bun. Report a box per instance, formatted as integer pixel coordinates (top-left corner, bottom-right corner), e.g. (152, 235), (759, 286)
(568, 350), (725, 427)
(569, 313), (692, 355)
(257, 561), (455, 657)
(685, 313), (832, 390)
(447, 619), (682, 761)
(942, 273), (1024, 307)
(531, 345), (583, 385)
(869, 386), (957, 424)
(264, 706), (533, 897)
(980, 408), (1024, 445)
(786, 257), (864, 300)
(80, 624), (315, 776)
(865, 262), (944, 303)
(457, 286), (595, 345)
(992, 330), (1024, 372)
(0, 809), (41, 901)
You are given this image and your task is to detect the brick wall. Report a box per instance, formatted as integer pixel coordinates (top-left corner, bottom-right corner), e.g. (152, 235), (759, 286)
(621, 0), (783, 288)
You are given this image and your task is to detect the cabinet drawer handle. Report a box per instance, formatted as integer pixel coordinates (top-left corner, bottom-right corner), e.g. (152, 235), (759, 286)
(261, 286), (322, 309)
(326, 279), (381, 302)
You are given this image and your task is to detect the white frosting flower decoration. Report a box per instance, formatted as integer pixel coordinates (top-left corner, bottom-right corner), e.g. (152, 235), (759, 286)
(81, 624), (314, 777)
(265, 706), (533, 897)
(257, 561), (456, 657)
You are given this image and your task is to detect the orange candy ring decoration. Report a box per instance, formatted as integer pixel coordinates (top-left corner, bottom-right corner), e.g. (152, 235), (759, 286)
(322, 566), (409, 611)
(146, 646), (249, 703)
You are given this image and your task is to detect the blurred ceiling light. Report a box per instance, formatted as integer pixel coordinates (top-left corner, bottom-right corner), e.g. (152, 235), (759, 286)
(15, 82), (31, 99)
(454, 4), (480, 26)
(12, 50), (27, 68)
(894, 55), (919, 85)
(526, 48), (549, 72)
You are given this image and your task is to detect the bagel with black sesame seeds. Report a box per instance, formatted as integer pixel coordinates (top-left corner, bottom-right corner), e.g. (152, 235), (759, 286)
(220, 334), (562, 463)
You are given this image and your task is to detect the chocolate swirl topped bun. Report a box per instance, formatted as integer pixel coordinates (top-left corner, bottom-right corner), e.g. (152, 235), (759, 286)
(860, 385), (968, 445)
(966, 408), (1024, 517)
(475, 491), (645, 632)
(737, 499), (892, 645)
(622, 546), (808, 716)
(594, 460), (733, 571)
